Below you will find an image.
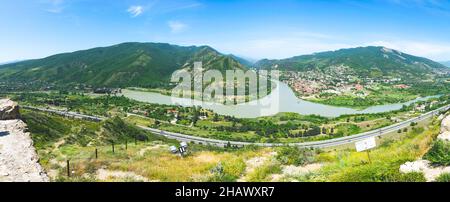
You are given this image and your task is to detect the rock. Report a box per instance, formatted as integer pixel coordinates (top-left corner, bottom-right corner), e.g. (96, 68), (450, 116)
(399, 160), (429, 173)
(400, 160), (450, 182)
(437, 131), (450, 142)
(441, 115), (450, 133)
(0, 99), (20, 120)
(0, 119), (49, 182)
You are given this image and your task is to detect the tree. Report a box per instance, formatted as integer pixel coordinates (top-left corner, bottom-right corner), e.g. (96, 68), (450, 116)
(213, 114), (219, 122)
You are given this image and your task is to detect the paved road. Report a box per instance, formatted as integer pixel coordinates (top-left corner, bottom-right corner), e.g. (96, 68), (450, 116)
(24, 105), (450, 148)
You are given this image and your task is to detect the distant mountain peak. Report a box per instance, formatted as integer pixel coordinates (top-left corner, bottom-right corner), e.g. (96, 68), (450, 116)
(440, 61), (450, 68)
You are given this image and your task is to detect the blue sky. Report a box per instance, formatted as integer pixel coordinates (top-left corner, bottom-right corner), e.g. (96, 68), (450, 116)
(1, 0), (450, 63)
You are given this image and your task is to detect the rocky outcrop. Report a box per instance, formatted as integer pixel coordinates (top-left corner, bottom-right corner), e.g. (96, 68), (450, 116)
(438, 131), (450, 141)
(438, 113), (450, 142)
(0, 99), (48, 182)
(0, 99), (20, 120)
(399, 160), (450, 182)
(399, 114), (450, 182)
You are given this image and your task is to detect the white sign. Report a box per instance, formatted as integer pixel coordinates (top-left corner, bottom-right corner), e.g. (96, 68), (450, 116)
(355, 137), (376, 152)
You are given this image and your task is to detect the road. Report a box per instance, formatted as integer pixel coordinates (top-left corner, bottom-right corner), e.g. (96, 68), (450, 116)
(23, 104), (450, 148)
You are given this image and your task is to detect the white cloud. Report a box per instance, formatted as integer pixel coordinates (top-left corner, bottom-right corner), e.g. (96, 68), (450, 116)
(127, 5), (144, 17)
(168, 21), (188, 33)
(365, 40), (450, 61)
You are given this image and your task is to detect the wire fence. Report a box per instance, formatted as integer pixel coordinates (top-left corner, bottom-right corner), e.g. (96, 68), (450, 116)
(59, 138), (171, 179)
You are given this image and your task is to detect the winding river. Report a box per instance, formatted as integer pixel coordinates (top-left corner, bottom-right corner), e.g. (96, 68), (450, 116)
(122, 81), (439, 118)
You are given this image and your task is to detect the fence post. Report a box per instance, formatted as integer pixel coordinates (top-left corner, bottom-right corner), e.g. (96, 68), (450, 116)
(135, 136), (137, 146)
(95, 148), (98, 159)
(66, 160), (70, 177)
(112, 141), (115, 153)
(125, 140), (128, 150)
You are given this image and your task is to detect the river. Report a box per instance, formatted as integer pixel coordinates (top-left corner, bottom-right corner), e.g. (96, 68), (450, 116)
(122, 81), (439, 118)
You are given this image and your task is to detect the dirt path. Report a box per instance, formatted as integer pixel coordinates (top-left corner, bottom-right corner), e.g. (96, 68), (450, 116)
(0, 120), (49, 182)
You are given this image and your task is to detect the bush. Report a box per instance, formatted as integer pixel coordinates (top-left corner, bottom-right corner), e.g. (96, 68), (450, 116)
(423, 140), (450, 166)
(399, 172), (426, 182)
(276, 147), (316, 166)
(208, 163), (238, 182)
(436, 173), (450, 182)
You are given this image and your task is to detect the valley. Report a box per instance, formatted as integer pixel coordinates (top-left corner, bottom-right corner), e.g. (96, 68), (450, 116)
(1, 43), (449, 183)
(1, 45), (449, 110)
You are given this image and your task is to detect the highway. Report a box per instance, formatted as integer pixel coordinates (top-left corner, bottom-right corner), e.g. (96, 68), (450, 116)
(24, 104), (450, 149)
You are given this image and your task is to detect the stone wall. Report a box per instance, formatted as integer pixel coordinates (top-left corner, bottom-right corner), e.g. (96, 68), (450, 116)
(0, 99), (49, 182)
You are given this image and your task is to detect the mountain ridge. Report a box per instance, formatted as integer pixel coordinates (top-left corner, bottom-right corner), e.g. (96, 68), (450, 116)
(0, 42), (246, 88)
(1, 44), (448, 89)
(254, 46), (449, 79)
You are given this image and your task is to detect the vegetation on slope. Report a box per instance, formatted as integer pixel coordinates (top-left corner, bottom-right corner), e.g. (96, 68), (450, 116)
(423, 140), (450, 166)
(0, 42), (246, 88)
(21, 107), (443, 182)
(255, 46), (448, 79)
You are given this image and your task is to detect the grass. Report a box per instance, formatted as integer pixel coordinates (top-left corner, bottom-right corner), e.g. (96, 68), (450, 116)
(23, 107), (446, 182)
(305, 121), (440, 182)
(245, 159), (282, 182)
(22, 109), (269, 182)
(46, 143), (269, 182)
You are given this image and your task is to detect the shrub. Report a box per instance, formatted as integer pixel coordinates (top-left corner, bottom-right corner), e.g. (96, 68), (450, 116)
(208, 163), (234, 182)
(246, 159), (282, 182)
(435, 173), (450, 182)
(423, 140), (450, 166)
(276, 147), (316, 166)
(399, 172), (426, 182)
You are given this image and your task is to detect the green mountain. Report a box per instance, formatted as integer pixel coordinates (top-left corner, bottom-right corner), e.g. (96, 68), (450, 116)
(255, 46), (449, 79)
(0, 42), (246, 88)
(229, 54), (254, 68)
